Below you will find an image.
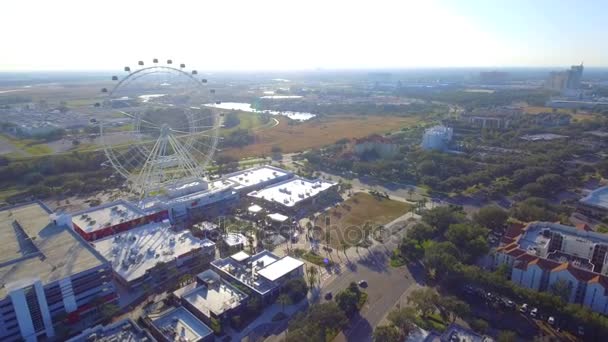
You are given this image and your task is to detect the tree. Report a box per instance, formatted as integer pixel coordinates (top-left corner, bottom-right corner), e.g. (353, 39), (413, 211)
(498, 330), (517, 342)
(439, 296), (470, 322)
(399, 238), (424, 262)
(277, 294), (292, 313)
(306, 265), (318, 289)
(422, 206), (463, 233)
(223, 112), (241, 128)
(470, 318), (489, 333)
(408, 222), (437, 242)
(335, 287), (360, 316)
(286, 302), (348, 342)
(284, 278), (308, 302)
(373, 325), (401, 342)
(444, 223), (489, 262)
(387, 307), (416, 335)
(549, 279), (572, 302)
(423, 241), (460, 276)
(407, 288), (439, 317)
(474, 205), (508, 232)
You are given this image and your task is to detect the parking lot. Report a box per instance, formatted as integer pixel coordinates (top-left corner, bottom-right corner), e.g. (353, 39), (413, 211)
(456, 285), (582, 341)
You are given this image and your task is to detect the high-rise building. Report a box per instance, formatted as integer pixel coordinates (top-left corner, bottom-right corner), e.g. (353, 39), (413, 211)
(566, 63), (584, 90)
(546, 63), (584, 94)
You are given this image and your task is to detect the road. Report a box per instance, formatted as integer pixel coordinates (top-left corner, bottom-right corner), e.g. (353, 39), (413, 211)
(320, 212), (422, 342)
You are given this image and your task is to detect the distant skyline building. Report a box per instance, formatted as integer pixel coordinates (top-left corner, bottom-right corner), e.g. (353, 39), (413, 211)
(546, 63), (584, 95)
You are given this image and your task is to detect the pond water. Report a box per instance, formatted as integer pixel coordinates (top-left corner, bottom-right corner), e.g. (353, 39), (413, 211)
(205, 102), (315, 121)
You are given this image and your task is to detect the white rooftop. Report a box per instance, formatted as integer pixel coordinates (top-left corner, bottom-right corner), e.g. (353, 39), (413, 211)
(231, 251), (250, 262)
(249, 177), (336, 207)
(180, 271), (247, 317)
(257, 256), (304, 282)
(211, 250), (286, 295)
(248, 204), (263, 213)
(267, 213), (289, 223)
(226, 165), (290, 190)
(72, 200), (144, 233)
(224, 233), (246, 247)
(150, 307), (212, 341)
(581, 186), (608, 210)
(93, 221), (209, 283)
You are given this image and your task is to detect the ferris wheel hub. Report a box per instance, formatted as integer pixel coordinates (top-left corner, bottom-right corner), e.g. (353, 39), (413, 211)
(160, 123), (171, 137)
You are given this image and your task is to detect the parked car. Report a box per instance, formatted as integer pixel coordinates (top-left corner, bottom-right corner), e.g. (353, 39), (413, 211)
(324, 292), (333, 300)
(548, 316), (555, 326)
(577, 326), (585, 336)
(358, 280), (368, 288)
(505, 300), (515, 309)
(520, 303), (529, 313)
(530, 308), (538, 318)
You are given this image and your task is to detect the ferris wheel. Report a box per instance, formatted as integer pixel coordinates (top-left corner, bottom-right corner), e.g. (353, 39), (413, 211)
(94, 59), (222, 199)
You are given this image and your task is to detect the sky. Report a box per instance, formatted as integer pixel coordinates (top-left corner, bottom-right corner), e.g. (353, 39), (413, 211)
(1, 0), (607, 71)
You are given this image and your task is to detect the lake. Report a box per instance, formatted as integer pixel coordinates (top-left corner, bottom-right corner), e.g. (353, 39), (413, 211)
(205, 102), (315, 121)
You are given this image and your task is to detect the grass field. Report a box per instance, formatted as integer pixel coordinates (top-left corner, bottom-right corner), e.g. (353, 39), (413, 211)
(317, 192), (412, 248)
(220, 112), (266, 135)
(524, 106), (600, 121)
(221, 115), (420, 159)
(0, 134), (52, 156)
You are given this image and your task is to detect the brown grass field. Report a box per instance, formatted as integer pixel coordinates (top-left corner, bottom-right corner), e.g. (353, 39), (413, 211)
(316, 192), (412, 248)
(523, 106), (598, 121)
(220, 115), (420, 159)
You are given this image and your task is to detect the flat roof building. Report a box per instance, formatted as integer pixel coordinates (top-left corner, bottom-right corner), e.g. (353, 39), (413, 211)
(145, 306), (214, 342)
(248, 177), (336, 208)
(225, 165), (292, 193)
(70, 200), (169, 241)
(0, 202), (117, 342)
(174, 270), (248, 324)
(211, 250), (304, 303)
(93, 221), (215, 288)
(66, 318), (156, 342)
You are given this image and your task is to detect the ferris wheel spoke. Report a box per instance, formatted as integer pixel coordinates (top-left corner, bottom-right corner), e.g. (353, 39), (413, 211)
(168, 124), (217, 131)
(167, 134), (204, 178)
(118, 110), (161, 128)
(98, 130), (146, 136)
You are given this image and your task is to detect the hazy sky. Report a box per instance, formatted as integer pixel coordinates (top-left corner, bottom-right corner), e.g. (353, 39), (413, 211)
(2, 0), (606, 71)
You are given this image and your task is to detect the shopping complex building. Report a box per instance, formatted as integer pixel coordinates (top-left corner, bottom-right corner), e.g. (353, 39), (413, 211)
(66, 318), (155, 342)
(144, 306), (214, 342)
(225, 165), (293, 194)
(0, 202), (117, 342)
(496, 222), (608, 314)
(211, 250), (304, 303)
(92, 221), (216, 289)
(248, 176), (337, 216)
(71, 200), (168, 241)
(173, 270), (248, 325)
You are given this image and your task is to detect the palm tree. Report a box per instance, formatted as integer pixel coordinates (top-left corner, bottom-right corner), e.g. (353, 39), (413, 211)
(307, 265), (318, 289)
(277, 294), (291, 313)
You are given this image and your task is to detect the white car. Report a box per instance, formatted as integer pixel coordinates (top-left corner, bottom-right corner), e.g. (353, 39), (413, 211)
(530, 308), (538, 318)
(548, 316), (555, 326)
(520, 303), (529, 313)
